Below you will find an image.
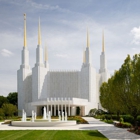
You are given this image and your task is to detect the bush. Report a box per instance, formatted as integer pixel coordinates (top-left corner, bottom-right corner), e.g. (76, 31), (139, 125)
(68, 116), (88, 124)
(112, 115), (118, 120)
(2, 103), (17, 117)
(115, 122), (132, 128)
(105, 114), (112, 120)
(0, 116), (4, 120)
(104, 119), (113, 124)
(95, 109), (107, 115)
(137, 116), (140, 122)
(94, 115), (101, 119)
(121, 115), (134, 124)
(89, 108), (97, 116)
(100, 115), (105, 120)
(0, 108), (4, 118)
(120, 117), (124, 123)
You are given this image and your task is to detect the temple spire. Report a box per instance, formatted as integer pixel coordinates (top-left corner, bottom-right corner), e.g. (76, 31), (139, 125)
(102, 30), (105, 52)
(83, 49), (85, 63)
(44, 45), (48, 61)
(38, 17), (41, 45)
(87, 28), (90, 48)
(23, 14), (27, 47)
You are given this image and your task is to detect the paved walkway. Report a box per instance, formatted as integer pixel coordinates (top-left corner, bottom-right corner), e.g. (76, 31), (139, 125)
(82, 117), (140, 140)
(0, 117), (140, 140)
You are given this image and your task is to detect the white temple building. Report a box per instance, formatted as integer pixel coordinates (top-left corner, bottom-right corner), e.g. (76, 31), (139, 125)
(17, 14), (110, 116)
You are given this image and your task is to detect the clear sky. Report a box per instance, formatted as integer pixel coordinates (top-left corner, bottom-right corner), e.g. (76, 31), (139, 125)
(0, 0), (140, 96)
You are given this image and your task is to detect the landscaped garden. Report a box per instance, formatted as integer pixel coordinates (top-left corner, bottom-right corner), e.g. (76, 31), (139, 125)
(92, 109), (140, 135)
(0, 130), (108, 140)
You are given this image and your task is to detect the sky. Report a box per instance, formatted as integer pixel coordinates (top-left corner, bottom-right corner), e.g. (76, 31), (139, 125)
(1, 0), (140, 96)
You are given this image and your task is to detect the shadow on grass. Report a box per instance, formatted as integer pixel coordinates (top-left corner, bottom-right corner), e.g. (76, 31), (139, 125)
(87, 131), (107, 139)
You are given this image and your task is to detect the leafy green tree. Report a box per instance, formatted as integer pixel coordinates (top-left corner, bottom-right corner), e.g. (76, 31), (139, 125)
(2, 103), (17, 117)
(0, 96), (8, 108)
(0, 108), (4, 117)
(100, 76), (117, 114)
(7, 92), (18, 106)
(100, 54), (140, 124)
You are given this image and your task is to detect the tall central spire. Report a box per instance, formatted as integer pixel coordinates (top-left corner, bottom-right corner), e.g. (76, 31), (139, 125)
(83, 49), (85, 63)
(38, 18), (41, 45)
(24, 14), (26, 47)
(87, 28), (90, 48)
(44, 45), (48, 61)
(102, 30), (105, 52)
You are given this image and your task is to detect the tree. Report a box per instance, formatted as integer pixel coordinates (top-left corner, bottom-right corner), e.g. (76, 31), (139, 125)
(0, 108), (4, 117)
(100, 54), (140, 125)
(2, 103), (17, 117)
(100, 76), (116, 114)
(0, 96), (8, 108)
(7, 92), (18, 106)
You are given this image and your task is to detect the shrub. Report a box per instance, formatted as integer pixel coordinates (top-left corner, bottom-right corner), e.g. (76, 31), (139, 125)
(100, 115), (105, 120)
(95, 109), (107, 115)
(2, 103), (17, 117)
(105, 114), (111, 120)
(68, 116), (88, 124)
(0, 108), (4, 118)
(94, 115), (101, 119)
(0, 116), (4, 120)
(104, 119), (113, 124)
(120, 117), (124, 123)
(121, 115), (134, 124)
(137, 116), (140, 123)
(89, 108), (97, 116)
(115, 122), (132, 128)
(112, 115), (118, 120)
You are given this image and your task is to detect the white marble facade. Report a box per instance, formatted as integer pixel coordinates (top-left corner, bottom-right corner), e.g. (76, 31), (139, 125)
(17, 15), (110, 116)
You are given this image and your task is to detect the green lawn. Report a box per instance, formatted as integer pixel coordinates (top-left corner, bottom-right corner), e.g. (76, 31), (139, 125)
(0, 130), (108, 140)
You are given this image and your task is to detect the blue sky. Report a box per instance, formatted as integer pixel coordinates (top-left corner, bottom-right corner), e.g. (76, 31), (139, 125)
(1, 0), (140, 96)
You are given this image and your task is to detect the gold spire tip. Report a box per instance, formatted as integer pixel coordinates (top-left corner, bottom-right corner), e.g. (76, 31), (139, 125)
(87, 28), (90, 48)
(102, 30), (105, 52)
(38, 17), (41, 45)
(23, 13), (27, 47)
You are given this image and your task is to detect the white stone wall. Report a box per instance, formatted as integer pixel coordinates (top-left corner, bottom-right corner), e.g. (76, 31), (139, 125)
(80, 67), (89, 100)
(90, 67), (97, 106)
(32, 66), (48, 101)
(96, 73), (101, 107)
(17, 68), (31, 116)
(47, 71), (80, 98)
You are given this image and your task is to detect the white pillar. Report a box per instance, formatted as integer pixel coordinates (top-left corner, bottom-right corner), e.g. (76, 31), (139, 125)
(54, 104), (56, 116)
(71, 106), (76, 116)
(51, 104), (52, 116)
(61, 104), (63, 112)
(58, 104), (59, 115)
(68, 104), (70, 116)
(47, 104), (48, 114)
(65, 104), (66, 113)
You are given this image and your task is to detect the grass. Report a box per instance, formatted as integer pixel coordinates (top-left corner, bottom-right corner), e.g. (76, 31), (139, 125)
(0, 130), (108, 140)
